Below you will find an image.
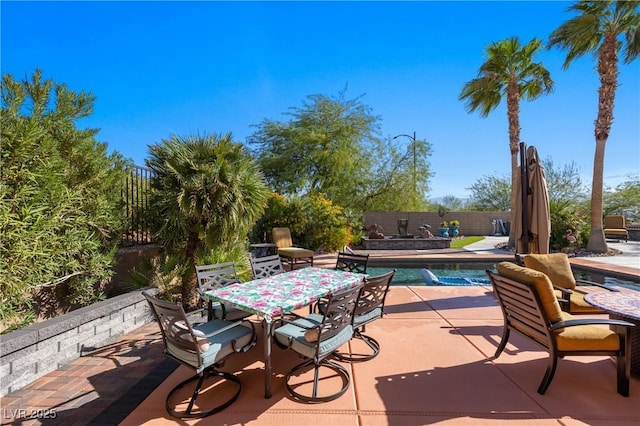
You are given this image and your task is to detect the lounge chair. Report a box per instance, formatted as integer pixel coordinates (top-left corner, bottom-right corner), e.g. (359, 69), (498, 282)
(487, 262), (633, 396)
(604, 215), (629, 242)
(271, 227), (314, 270)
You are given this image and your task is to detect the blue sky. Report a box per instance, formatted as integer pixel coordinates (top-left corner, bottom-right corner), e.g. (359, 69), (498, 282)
(2, 1), (639, 199)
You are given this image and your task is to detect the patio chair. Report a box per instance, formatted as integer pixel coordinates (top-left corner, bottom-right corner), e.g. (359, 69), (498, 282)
(273, 284), (362, 402)
(522, 253), (618, 314)
(604, 215), (629, 242)
(333, 269), (396, 362)
(335, 251), (370, 274)
(487, 262), (632, 396)
(142, 292), (257, 418)
(250, 254), (285, 279)
(195, 262), (251, 321)
(271, 227), (314, 270)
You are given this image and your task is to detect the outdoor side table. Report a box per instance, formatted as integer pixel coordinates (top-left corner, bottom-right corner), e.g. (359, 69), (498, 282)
(250, 243), (277, 258)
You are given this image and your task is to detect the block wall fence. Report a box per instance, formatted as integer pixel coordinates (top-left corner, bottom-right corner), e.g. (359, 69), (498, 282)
(363, 211), (512, 237)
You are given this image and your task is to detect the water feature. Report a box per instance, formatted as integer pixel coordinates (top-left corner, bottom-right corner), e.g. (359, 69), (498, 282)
(362, 218), (451, 249)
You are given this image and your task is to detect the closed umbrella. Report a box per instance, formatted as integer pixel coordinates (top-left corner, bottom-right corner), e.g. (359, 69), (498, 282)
(514, 143), (550, 254)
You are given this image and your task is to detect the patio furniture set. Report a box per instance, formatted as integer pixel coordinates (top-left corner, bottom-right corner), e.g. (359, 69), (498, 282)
(144, 228), (636, 420)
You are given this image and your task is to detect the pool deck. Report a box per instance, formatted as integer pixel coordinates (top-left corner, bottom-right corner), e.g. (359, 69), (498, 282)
(1, 237), (639, 425)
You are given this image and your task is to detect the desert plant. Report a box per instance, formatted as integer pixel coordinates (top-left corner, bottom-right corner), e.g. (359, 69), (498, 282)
(146, 133), (270, 309)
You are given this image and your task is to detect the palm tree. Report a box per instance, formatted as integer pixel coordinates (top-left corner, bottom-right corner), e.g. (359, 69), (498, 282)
(147, 133), (270, 307)
(459, 37), (554, 248)
(548, 0), (640, 253)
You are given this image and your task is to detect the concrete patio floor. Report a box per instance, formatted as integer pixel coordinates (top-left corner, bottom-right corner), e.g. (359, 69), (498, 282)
(2, 241), (639, 425)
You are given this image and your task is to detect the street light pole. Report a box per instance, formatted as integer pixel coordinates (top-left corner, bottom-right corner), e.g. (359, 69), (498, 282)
(392, 131), (417, 201)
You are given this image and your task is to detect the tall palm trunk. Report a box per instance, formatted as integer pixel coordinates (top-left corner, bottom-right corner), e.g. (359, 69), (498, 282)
(587, 32), (618, 253)
(506, 79), (521, 248)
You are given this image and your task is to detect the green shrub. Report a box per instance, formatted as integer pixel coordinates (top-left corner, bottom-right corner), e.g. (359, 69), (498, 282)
(549, 199), (588, 250)
(1, 70), (128, 332)
(252, 193), (351, 252)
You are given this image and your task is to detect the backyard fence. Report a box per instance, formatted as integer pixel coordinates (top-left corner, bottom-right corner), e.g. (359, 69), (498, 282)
(122, 165), (154, 245)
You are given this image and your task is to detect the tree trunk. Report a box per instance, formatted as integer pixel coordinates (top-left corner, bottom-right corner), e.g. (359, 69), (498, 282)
(181, 228), (200, 310)
(587, 138), (607, 252)
(586, 32), (618, 253)
(506, 79), (520, 248)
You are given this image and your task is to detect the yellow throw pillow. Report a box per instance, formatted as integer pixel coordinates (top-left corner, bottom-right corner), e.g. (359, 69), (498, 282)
(524, 253), (576, 290)
(496, 262), (563, 323)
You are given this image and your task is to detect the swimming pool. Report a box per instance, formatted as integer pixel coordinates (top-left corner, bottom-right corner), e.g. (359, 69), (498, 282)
(368, 262), (640, 289)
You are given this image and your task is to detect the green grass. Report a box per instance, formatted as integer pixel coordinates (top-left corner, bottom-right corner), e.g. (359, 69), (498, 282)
(450, 236), (484, 248)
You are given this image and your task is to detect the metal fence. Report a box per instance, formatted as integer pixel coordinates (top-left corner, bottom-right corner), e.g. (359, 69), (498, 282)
(122, 165), (154, 245)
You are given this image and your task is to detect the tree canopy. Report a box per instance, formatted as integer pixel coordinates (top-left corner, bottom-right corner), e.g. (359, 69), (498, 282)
(249, 91), (433, 212)
(460, 37), (554, 246)
(146, 133), (270, 307)
(549, 0), (640, 252)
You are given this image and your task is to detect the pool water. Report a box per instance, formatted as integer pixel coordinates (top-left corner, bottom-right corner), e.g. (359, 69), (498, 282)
(368, 263), (496, 286)
(368, 263), (640, 289)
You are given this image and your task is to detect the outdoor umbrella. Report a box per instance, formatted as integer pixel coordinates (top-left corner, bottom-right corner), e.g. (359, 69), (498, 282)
(514, 143), (551, 254)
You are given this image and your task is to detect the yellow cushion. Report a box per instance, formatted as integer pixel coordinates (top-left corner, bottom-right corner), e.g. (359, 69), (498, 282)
(496, 262), (563, 323)
(524, 253), (576, 290)
(272, 227), (293, 248)
(604, 215), (625, 229)
(278, 247), (314, 259)
(555, 312), (620, 351)
(563, 290), (605, 314)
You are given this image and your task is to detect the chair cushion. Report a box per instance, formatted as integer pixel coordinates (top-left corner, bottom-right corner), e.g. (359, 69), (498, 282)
(212, 304), (252, 321)
(304, 328), (320, 342)
(167, 320), (253, 373)
(524, 253), (576, 290)
(496, 262), (563, 323)
(604, 215), (625, 229)
(172, 321), (210, 352)
(555, 312), (620, 351)
(553, 289), (604, 314)
(278, 247), (314, 259)
(604, 229), (628, 236)
(274, 313), (353, 359)
(353, 307), (382, 327)
(272, 227), (293, 249)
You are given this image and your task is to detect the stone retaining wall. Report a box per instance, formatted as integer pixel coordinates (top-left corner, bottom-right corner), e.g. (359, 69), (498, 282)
(0, 287), (157, 397)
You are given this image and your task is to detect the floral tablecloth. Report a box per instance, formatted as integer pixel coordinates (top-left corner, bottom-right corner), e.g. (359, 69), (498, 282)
(205, 267), (365, 320)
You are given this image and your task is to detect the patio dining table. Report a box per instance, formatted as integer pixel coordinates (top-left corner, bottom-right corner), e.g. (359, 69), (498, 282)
(205, 267), (366, 398)
(584, 289), (640, 376)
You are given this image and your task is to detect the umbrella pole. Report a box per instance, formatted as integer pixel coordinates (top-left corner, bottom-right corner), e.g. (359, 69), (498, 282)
(519, 142), (529, 253)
